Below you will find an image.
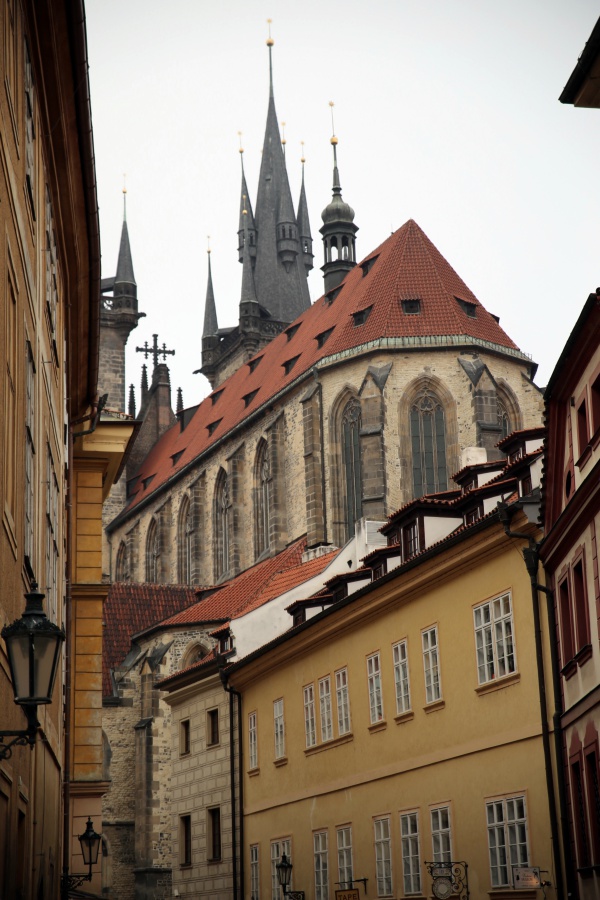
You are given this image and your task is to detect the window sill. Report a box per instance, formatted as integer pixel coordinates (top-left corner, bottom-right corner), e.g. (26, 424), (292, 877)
(561, 658), (578, 680)
(248, 766), (260, 777)
(423, 699), (445, 713)
(206, 741), (220, 748)
(304, 733), (353, 756)
(368, 719), (387, 733)
(575, 643), (593, 667)
(274, 756), (288, 767)
(180, 863), (192, 870)
(394, 710), (414, 725)
(575, 445), (592, 471)
(207, 857), (222, 864)
(475, 672), (520, 695)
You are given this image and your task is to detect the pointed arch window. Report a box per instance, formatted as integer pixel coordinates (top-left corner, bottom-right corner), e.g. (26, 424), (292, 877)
(497, 398), (510, 440)
(178, 495), (193, 584)
(342, 398), (363, 539)
(215, 470), (230, 579)
(116, 540), (130, 582)
(255, 440), (271, 559)
(410, 391), (448, 497)
(146, 518), (160, 582)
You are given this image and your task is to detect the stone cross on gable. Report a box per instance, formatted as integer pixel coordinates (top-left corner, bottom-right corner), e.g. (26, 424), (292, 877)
(135, 333), (176, 369)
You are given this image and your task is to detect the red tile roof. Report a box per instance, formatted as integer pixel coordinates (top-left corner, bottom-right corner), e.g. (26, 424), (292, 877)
(111, 220), (528, 522)
(103, 583), (200, 696)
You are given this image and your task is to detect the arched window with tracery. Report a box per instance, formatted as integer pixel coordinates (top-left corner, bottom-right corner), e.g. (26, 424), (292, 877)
(214, 469), (230, 580)
(497, 398), (510, 440)
(254, 440), (271, 559)
(410, 390), (448, 497)
(178, 495), (193, 584)
(342, 398), (363, 539)
(115, 540), (130, 582)
(145, 518), (160, 582)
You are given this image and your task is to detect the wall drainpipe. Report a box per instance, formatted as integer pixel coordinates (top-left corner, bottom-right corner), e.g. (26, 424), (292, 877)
(220, 665), (244, 900)
(499, 510), (566, 899)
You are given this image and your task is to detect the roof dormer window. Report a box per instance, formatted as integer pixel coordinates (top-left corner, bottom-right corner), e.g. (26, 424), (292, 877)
(207, 418), (222, 436)
(248, 356), (263, 373)
(455, 297), (477, 318)
(283, 355), (300, 376)
(316, 327), (334, 349)
(360, 255), (378, 277)
(402, 298), (421, 315)
(210, 389), (224, 405)
(242, 389), (259, 408)
(352, 306), (372, 327)
(403, 519), (420, 560)
(285, 323), (301, 342)
(325, 285), (343, 305)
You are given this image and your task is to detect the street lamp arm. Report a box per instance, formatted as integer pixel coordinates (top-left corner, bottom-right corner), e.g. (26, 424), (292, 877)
(0, 705), (39, 759)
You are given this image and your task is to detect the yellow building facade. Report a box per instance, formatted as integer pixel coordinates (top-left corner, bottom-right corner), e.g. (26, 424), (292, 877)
(228, 508), (562, 899)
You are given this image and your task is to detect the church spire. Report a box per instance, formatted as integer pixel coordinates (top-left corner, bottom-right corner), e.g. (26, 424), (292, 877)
(297, 143), (314, 277)
(114, 189), (137, 301)
(203, 243), (218, 338)
(320, 105), (358, 292)
(237, 138), (257, 266)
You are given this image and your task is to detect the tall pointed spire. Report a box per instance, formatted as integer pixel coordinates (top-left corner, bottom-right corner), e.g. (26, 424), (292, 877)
(297, 143), (314, 277)
(239, 202), (259, 310)
(114, 188), (137, 301)
(203, 242), (218, 338)
(250, 25), (310, 319)
(320, 104), (358, 292)
(237, 137), (257, 266)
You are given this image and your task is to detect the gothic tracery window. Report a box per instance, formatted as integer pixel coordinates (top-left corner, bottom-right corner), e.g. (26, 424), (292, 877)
(255, 440), (271, 559)
(342, 398), (363, 540)
(410, 390), (448, 497)
(145, 518), (160, 582)
(116, 540), (130, 582)
(178, 495), (193, 584)
(497, 398), (510, 440)
(215, 470), (230, 579)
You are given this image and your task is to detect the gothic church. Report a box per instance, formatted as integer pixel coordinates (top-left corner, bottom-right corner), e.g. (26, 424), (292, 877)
(98, 40), (543, 591)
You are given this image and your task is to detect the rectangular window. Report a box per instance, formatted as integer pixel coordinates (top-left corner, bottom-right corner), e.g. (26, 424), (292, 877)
(572, 757), (590, 867)
(274, 698), (285, 760)
(180, 815), (192, 866)
(24, 38), (36, 217)
(207, 708), (219, 745)
(558, 573), (575, 664)
(45, 445), (59, 622)
(319, 676), (333, 742)
(180, 719), (190, 755)
(367, 653), (384, 723)
(248, 711), (258, 769)
(400, 811), (421, 895)
(24, 341), (36, 568)
(335, 668), (351, 735)
(431, 806), (452, 863)
(577, 398), (589, 456)
(374, 817), (393, 896)
(393, 640), (411, 714)
(473, 593), (516, 685)
(422, 627), (441, 703)
(591, 373), (600, 436)
(45, 186), (58, 342)
(486, 795), (529, 887)
(304, 684), (316, 748)
(271, 839), (291, 900)
(208, 807), (221, 860)
(314, 831), (329, 900)
(403, 520), (419, 559)
(250, 844), (260, 900)
(337, 826), (353, 889)
(585, 747), (600, 864)
(4, 266), (18, 525)
(572, 557), (590, 653)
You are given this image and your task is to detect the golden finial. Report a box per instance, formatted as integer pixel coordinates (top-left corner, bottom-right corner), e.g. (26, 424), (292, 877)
(238, 130), (244, 154)
(122, 172), (127, 194)
(300, 140), (305, 164)
(281, 121), (286, 146)
(266, 18), (274, 46)
(207, 235), (211, 254)
(329, 101), (338, 144)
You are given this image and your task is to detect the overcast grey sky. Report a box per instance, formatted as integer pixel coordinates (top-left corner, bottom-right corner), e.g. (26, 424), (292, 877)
(86, 1), (599, 410)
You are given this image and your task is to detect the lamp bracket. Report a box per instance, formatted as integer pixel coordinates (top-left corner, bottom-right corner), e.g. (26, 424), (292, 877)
(60, 872), (92, 897)
(0, 728), (36, 760)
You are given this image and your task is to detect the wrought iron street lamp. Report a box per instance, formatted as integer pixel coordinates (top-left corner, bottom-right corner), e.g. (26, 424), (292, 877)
(0, 583), (65, 760)
(60, 818), (102, 897)
(276, 853), (305, 900)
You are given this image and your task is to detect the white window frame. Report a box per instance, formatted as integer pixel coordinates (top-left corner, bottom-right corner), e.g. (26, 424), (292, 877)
(304, 684), (316, 748)
(319, 676), (333, 742)
(422, 626), (441, 703)
(486, 795), (529, 887)
(314, 831), (329, 900)
(271, 839), (291, 900)
(335, 667), (351, 735)
(248, 711), (258, 769)
(393, 640), (411, 714)
(337, 826), (353, 889)
(430, 805), (452, 864)
(374, 817), (393, 896)
(250, 843), (260, 900)
(367, 652), (384, 723)
(400, 811), (421, 895)
(474, 593), (516, 685)
(274, 698), (285, 760)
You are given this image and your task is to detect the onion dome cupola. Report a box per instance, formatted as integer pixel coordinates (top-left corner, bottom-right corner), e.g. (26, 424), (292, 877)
(320, 118), (358, 293)
(297, 145), (314, 276)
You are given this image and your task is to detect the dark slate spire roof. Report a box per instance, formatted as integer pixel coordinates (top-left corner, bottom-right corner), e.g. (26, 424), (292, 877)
(297, 155), (314, 276)
(239, 209), (260, 308)
(238, 153), (257, 266)
(250, 40), (310, 321)
(114, 192), (136, 294)
(202, 251), (218, 338)
(112, 219), (534, 522)
(320, 136), (359, 292)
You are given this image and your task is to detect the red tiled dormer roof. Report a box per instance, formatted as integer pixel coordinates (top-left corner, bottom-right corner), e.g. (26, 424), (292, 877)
(110, 220), (530, 524)
(103, 583), (201, 696)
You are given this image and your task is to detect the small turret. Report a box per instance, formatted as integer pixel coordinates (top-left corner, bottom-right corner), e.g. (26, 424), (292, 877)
(297, 144), (314, 277)
(237, 139), (257, 266)
(320, 109), (358, 292)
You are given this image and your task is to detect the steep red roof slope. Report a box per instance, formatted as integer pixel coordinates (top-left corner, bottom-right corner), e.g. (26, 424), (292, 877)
(112, 220), (528, 522)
